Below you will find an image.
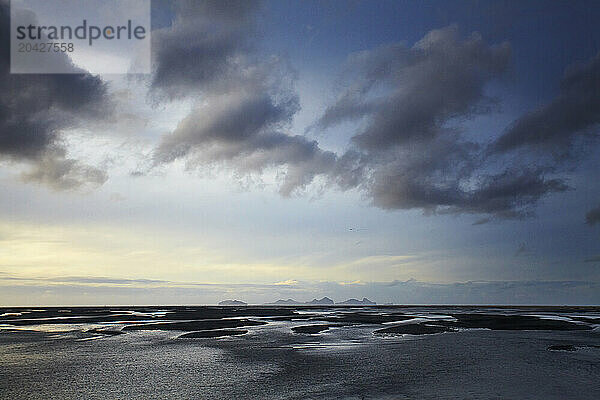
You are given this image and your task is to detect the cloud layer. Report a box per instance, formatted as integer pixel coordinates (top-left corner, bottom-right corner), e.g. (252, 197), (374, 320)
(492, 52), (600, 157)
(149, 16), (590, 219)
(315, 26), (511, 148)
(313, 26), (573, 218)
(150, 0), (261, 98)
(2, 272), (599, 305)
(3, 0), (598, 220)
(149, 1), (366, 195)
(0, 1), (110, 190)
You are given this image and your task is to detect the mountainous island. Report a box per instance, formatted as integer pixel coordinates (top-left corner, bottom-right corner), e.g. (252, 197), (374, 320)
(270, 299), (300, 305)
(336, 298), (376, 305)
(218, 300), (248, 306)
(267, 297), (376, 305)
(306, 297), (335, 305)
(219, 297), (377, 305)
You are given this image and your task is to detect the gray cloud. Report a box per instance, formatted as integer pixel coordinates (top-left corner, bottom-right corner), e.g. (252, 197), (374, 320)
(52, 276), (169, 285)
(585, 204), (600, 226)
(314, 26), (569, 218)
(365, 132), (567, 217)
(0, 274), (169, 285)
(151, 59), (344, 195)
(20, 148), (108, 190)
(155, 89), (299, 165)
(149, 1), (366, 195)
(149, 13), (581, 219)
(2, 274), (599, 305)
(366, 161), (567, 219)
(150, 0), (260, 98)
(0, 1), (109, 190)
(492, 52), (600, 157)
(314, 25), (511, 149)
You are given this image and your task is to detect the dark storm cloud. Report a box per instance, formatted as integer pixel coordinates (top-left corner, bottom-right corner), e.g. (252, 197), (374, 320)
(586, 204), (600, 226)
(150, 0), (261, 97)
(150, 0), (367, 195)
(314, 26), (568, 218)
(0, 1), (109, 189)
(314, 25), (511, 149)
(492, 52), (600, 157)
(370, 165), (567, 217)
(155, 89), (299, 164)
(153, 86), (352, 195)
(150, 6), (588, 219)
(152, 20), (573, 217)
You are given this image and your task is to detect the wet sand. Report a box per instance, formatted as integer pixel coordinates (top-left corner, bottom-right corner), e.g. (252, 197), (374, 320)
(1, 305), (599, 399)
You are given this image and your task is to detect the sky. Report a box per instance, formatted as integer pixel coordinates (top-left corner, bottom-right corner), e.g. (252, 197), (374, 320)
(1, 0), (600, 306)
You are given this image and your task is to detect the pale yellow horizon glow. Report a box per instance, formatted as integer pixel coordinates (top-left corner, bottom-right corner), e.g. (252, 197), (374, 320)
(0, 220), (426, 287)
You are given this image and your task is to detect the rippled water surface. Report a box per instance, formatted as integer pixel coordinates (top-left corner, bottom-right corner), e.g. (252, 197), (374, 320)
(1, 306), (599, 399)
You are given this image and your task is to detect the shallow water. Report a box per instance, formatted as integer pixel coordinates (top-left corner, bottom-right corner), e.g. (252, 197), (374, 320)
(1, 306), (599, 399)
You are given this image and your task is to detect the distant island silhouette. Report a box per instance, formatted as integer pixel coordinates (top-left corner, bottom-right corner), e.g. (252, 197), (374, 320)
(267, 297), (376, 305)
(218, 300), (248, 306)
(218, 297), (377, 305)
(270, 299), (299, 305)
(306, 297), (334, 305)
(337, 298), (376, 305)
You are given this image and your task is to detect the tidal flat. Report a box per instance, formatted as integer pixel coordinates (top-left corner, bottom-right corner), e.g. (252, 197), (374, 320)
(1, 305), (599, 399)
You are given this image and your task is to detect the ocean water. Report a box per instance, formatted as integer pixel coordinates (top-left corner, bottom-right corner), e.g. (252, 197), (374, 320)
(1, 306), (599, 399)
